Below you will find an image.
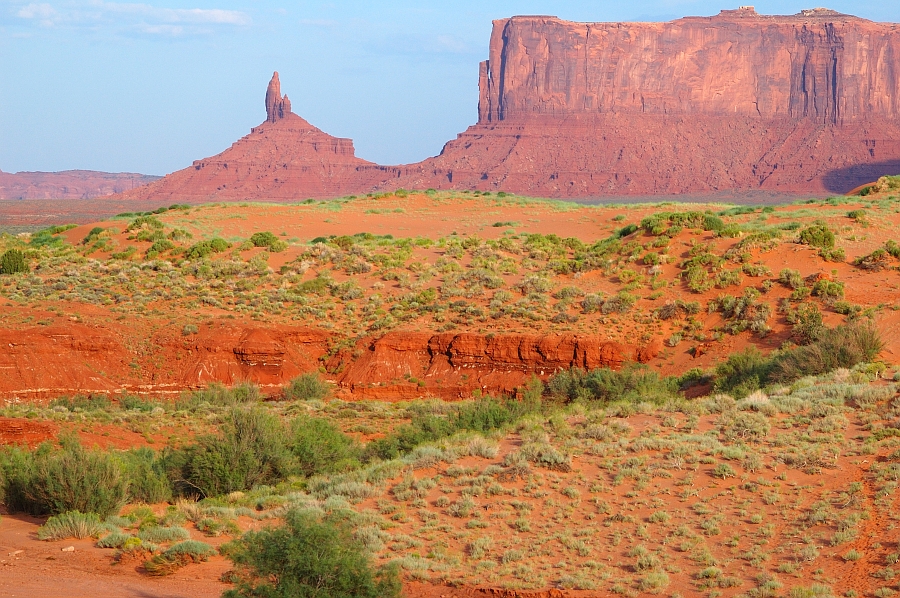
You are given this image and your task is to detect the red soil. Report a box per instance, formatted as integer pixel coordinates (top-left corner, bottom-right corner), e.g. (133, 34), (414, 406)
(3, 192), (900, 402)
(0, 512), (229, 598)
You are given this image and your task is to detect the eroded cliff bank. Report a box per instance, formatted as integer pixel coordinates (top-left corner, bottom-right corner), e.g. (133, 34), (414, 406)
(0, 323), (658, 401)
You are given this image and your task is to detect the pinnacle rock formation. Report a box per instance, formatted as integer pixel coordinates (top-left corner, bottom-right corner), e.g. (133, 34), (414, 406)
(118, 74), (397, 201)
(119, 9), (900, 201)
(265, 72), (292, 122)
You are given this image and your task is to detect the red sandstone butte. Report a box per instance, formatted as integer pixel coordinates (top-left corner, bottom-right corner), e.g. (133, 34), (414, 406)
(119, 8), (900, 201)
(0, 169), (159, 200)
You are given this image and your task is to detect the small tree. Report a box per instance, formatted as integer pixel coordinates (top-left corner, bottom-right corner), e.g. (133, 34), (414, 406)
(223, 509), (401, 598)
(1, 437), (127, 517)
(170, 407), (292, 498)
(0, 249), (28, 274)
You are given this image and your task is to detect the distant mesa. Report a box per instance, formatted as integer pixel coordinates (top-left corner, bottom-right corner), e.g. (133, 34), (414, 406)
(0, 170), (160, 200)
(118, 9), (900, 201)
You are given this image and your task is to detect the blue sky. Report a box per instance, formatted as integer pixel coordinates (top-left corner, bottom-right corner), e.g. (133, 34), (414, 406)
(1, 0), (897, 175)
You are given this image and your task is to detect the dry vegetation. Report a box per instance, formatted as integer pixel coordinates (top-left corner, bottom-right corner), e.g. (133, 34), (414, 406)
(3, 184), (900, 597)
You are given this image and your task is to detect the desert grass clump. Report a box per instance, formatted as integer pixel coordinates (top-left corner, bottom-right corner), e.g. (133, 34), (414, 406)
(138, 525), (191, 544)
(144, 540), (216, 576)
(37, 511), (106, 540)
(187, 381), (261, 407)
(97, 531), (133, 548)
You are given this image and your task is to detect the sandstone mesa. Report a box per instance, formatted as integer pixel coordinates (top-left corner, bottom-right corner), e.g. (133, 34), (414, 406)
(0, 170), (160, 200)
(116, 7), (900, 202)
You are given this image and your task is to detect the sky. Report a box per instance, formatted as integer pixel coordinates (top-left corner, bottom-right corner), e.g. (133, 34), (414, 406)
(1, 0), (898, 176)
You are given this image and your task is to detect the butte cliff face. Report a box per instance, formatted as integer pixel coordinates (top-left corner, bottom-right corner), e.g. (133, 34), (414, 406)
(410, 8), (900, 196)
(121, 9), (900, 201)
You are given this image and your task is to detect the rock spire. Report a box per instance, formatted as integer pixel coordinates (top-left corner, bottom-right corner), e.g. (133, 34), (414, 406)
(265, 71), (292, 122)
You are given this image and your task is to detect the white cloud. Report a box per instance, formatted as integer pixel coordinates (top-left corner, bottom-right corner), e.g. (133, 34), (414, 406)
(16, 2), (59, 26)
(12, 1), (251, 35)
(17, 3), (57, 19)
(93, 2), (250, 25)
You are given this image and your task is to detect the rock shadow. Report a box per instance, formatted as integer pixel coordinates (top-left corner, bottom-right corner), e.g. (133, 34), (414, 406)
(822, 159), (900, 194)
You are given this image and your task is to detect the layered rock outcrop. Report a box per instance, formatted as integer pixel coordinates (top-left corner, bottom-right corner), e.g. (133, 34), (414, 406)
(0, 324), (659, 401)
(118, 9), (900, 201)
(332, 332), (659, 400)
(0, 170), (160, 200)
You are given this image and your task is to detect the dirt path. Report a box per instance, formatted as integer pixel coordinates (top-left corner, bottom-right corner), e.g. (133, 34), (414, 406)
(0, 513), (229, 598)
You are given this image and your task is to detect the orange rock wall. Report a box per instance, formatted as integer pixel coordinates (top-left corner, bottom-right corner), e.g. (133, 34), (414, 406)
(0, 325), (657, 402)
(334, 331), (659, 400)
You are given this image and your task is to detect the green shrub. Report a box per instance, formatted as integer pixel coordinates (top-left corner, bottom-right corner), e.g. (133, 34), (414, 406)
(179, 382), (260, 409)
(121, 448), (172, 504)
(547, 364), (679, 405)
(364, 397), (534, 462)
(778, 268), (804, 289)
(0, 249), (28, 274)
(169, 407), (292, 498)
(284, 372), (330, 401)
(788, 303), (825, 345)
(714, 347), (772, 399)
(290, 416), (360, 477)
(771, 321), (883, 382)
(222, 509), (401, 598)
(855, 248), (892, 271)
(37, 511), (105, 540)
(886, 240), (900, 259)
(798, 224), (835, 249)
(249, 232), (288, 252)
(82, 227), (105, 244)
(618, 224), (638, 237)
(144, 540), (216, 576)
(812, 279), (844, 301)
(185, 238), (230, 259)
(1, 439), (127, 517)
(602, 291), (637, 314)
(819, 246), (845, 262)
